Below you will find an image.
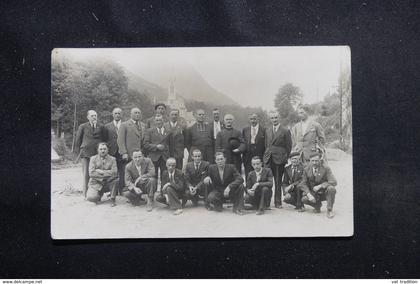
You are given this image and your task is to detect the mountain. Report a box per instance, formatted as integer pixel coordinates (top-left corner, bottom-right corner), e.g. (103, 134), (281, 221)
(126, 70), (168, 102)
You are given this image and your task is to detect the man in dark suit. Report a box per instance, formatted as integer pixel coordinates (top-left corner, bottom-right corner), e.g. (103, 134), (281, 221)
(184, 149), (210, 208)
(144, 115), (170, 178)
(215, 114), (246, 173)
(146, 103), (167, 129)
(117, 107), (146, 161)
(104, 107), (124, 194)
(165, 108), (186, 170)
(263, 110), (292, 208)
(282, 151), (305, 211)
(124, 149), (157, 211)
(300, 153), (337, 218)
(186, 109), (214, 163)
(245, 156), (273, 215)
(203, 152), (245, 215)
(74, 110), (107, 198)
(242, 113), (266, 178)
(210, 107), (224, 149)
(160, 158), (186, 215)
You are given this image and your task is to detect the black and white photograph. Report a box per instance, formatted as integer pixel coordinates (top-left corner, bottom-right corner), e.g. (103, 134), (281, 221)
(51, 46), (352, 239)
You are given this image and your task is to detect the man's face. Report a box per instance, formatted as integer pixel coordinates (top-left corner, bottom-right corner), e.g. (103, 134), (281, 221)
(270, 113), (279, 126)
(251, 159), (262, 171)
(213, 110), (220, 121)
(215, 155), (226, 167)
(112, 108), (122, 122)
(133, 151), (143, 165)
(170, 111), (179, 122)
(310, 156), (321, 168)
(87, 111), (97, 123)
(192, 151), (202, 164)
(156, 106), (165, 114)
(98, 145), (108, 157)
(196, 110), (205, 122)
(291, 156), (300, 166)
(131, 109), (141, 121)
(249, 114), (258, 127)
(155, 117), (163, 128)
(166, 160), (176, 173)
(224, 115), (234, 128)
(298, 109), (308, 121)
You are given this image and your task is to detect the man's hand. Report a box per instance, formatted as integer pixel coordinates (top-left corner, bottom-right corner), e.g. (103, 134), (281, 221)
(162, 182), (171, 193)
(133, 187), (141, 195)
(156, 144), (165, 151)
(307, 193), (316, 203)
(190, 186), (197, 196)
(284, 185), (291, 193)
(251, 183), (259, 191)
(135, 176), (143, 185)
(248, 188), (255, 197)
(232, 148), (240, 153)
(223, 186), (231, 198)
(122, 154), (129, 161)
(313, 185), (322, 192)
(96, 169), (105, 175)
(203, 177), (212, 185)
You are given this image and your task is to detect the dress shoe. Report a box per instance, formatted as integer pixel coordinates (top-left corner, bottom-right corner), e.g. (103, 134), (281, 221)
(275, 204), (283, 209)
(327, 210), (335, 218)
(233, 210), (244, 216)
(314, 207), (321, 213)
(173, 209), (183, 215)
(110, 199), (116, 207)
(298, 207), (305, 213)
(256, 210), (264, 215)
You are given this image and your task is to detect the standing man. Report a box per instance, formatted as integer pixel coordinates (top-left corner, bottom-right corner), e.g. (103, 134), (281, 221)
(291, 105), (326, 164)
(144, 115), (170, 179)
(245, 156), (273, 215)
(263, 110), (292, 208)
(203, 152), (245, 215)
(124, 149), (157, 211)
(86, 143), (118, 206)
(104, 107), (124, 194)
(300, 153), (337, 218)
(242, 113), (266, 178)
(74, 110), (106, 198)
(210, 108), (224, 149)
(184, 149), (210, 207)
(215, 114), (246, 173)
(186, 109), (214, 163)
(160, 158), (186, 215)
(146, 103), (167, 129)
(117, 107), (146, 161)
(165, 108), (186, 170)
(282, 151), (305, 211)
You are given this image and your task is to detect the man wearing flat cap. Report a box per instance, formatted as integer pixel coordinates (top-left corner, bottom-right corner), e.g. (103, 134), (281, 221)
(299, 152), (337, 218)
(215, 114), (246, 173)
(282, 151), (305, 211)
(146, 103), (168, 129)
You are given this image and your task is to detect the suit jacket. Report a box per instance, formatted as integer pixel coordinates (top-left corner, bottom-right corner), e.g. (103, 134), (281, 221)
(207, 164), (244, 191)
(165, 121), (186, 160)
(299, 164), (337, 194)
(263, 124), (292, 165)
(291, 119), (326, 160)
(246, 167), (273, 191)
(74, 122), (106, 158)
(215, 128), (246, 164)
(124, 158), (156, 190)
(186, 122), (213, 149)
(104, 121), (120, 157)
(184, 161), (209, 188)
(88, 154), (118, 191)
(242, 125), (266, 162)
(117, 120), (146, 158)
(282, 163), (305, 188)
(161, 169), (186, 192)
(144, 126), (170, 162)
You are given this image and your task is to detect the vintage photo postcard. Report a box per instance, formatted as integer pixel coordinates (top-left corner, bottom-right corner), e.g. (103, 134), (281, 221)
(51, 46), (353, 239)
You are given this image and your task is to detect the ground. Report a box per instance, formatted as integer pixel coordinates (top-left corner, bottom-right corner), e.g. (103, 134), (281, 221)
(51, 153), (353, 239)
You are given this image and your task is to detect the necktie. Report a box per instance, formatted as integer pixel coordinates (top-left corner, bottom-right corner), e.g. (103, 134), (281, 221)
(92, 123), (96, 131)
(170, 173), (174, 183)
(135, 121), (140, 131)
(292, 167), (297, 179)
(195, 163), (198, 171)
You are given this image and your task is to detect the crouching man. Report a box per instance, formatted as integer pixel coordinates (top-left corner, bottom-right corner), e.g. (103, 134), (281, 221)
(184, 149), (210, 208)
(124, 149), (157, 211)
(245, 156), (273, 215)
(300, 153), (337, 218)
(86, 143), (118, 206)
(282, 151), (305, 211)
(203, 152), (245, 215)
(160, 158), (186, 215)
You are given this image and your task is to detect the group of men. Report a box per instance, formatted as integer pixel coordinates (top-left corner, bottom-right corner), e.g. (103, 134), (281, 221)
(74, 103), (338, 218)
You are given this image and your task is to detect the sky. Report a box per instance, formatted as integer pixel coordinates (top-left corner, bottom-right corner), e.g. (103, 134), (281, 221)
(55, 46), (351, 110)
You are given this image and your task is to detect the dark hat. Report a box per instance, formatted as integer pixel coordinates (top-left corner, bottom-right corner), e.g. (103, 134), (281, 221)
(309, 152), (320, 159)
(228, 137), (241, 151)
(155, 194), (168, 205)
(154, 103), (166, 110)
(290, 151), (300, 158)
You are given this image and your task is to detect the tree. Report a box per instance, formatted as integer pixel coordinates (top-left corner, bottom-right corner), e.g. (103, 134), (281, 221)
(274, 83), (303, 126)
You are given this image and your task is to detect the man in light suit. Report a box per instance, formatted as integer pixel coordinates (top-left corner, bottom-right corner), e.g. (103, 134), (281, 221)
(299, 152), (337, 218)
(282, 151), (305, 211)
(184, 149), (210, 208)
(144, 115), (170, 179)
(117, 107), (146, 161)
(242, 113), (266, 178)
(160, 158), (186, 215)
(263, 110), (292, 208)
(74, 110), (107, 198)
(104, 107), (124, 194)
(165, 108), (186, 170)
(86, 143), (118, 206)
(291, 105), (326, 164)
(124, 149), (157, 211)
